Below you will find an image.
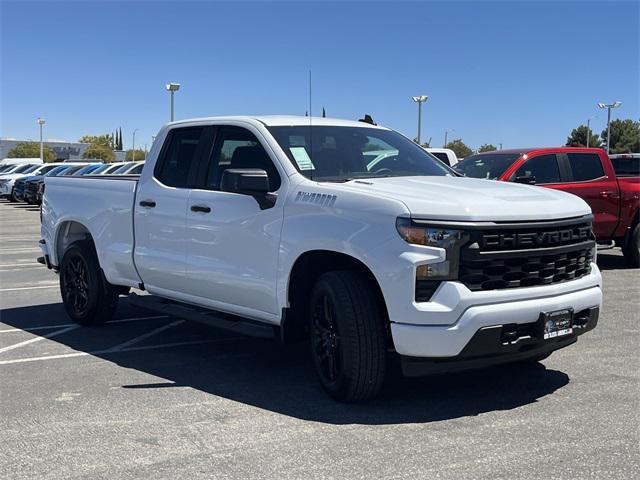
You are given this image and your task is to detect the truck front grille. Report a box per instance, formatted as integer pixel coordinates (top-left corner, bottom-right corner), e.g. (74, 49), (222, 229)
(458, 217), (595, 292)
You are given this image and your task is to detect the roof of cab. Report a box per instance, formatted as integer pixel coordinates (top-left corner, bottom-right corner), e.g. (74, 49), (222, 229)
(167, 115), (387, 129)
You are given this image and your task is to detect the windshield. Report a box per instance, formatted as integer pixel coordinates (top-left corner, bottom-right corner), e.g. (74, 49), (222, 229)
(21, 164), (41, 174)
(112, 163), (135, 174)
(91, 164), (111, 174)
(45, 166), (71, 176)
(610, 156), (639, 176)
(267, 126), (452, 181)
(454, 153), (521, 179)
(11, 164), (36, 174)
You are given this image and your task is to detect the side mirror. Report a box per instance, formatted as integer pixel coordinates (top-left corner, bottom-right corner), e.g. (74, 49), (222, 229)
(514, 175), (536, 185)
(220, 168), (276, 209)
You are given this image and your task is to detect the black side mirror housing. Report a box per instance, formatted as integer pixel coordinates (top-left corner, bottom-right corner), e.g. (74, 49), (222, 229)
(220, 169), (276, 209)
(514, 175), (536, 185)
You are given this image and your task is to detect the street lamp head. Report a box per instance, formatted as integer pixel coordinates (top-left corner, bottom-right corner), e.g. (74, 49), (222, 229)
(598, 101), (622, 109)
(412, 95), (429, 103)
(36, 117), (45, 125)
(166, 83), (181, 92)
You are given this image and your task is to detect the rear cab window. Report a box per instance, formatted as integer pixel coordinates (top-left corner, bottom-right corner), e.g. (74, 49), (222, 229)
(154, 127), (206, 188)
(610, 155), (640, 177)
(567, 153), (605, 182)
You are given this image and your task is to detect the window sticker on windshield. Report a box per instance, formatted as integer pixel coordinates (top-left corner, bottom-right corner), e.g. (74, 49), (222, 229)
(290, 147), (315, 171)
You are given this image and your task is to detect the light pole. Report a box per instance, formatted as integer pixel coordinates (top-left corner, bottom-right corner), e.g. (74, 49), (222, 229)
(36, 118), (45, 161)
(444, 129), (454, 147)
(586, 115), (597, 148)
(166, 83), (181, 121)
(132, 129), (139, 161)
(412, 95), (429, 145)
(598, 101), (622, 154)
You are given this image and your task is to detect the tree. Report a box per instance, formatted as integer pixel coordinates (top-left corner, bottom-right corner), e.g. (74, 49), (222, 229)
(445, 139), (472, 158)
(566, 125), (602, 148)
(601, 119), (640, 154)
(478, 144), (497, 152)
(79, 134), (112, 147)
(83, 144), (115, 162)
(6, 142), (57, 162)
(125, 149), (146, 161)
(118, 127), (123, 150)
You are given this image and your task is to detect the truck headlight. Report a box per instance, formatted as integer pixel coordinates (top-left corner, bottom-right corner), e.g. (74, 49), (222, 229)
(396, 218), (470, 301)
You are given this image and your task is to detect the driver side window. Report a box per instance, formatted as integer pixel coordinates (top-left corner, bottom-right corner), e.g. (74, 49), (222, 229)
(514, 154), (561, 184)
(206, 127), (281, 191)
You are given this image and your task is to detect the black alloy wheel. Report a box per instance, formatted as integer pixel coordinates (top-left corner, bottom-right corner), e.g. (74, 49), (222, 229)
(311, 293), (342, 384)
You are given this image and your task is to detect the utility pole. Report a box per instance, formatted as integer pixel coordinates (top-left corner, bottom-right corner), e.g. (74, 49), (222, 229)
(166, 83), (181, 121)
(132, 129), (139, 161)
(36, 118), (45, 161)
(444, 129), (454, 147)
(411, 95), (429, 144)
(598, 101), (622, 154)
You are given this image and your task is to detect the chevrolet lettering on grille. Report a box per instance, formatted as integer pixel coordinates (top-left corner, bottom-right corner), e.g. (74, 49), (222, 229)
(481, 226), (592, 249)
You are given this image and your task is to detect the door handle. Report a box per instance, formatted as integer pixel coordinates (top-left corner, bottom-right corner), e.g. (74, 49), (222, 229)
(599, 191), (618, 199)
(139, 200), (156, 208)
(190, 204), (211, 213)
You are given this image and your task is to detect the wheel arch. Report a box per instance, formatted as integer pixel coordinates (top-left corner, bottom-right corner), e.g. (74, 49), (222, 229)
(54, 219), (96, 267)
(281, 249), (392, 345)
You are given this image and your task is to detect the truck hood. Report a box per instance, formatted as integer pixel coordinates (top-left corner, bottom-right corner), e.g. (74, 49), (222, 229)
(334, 176), (591, 221)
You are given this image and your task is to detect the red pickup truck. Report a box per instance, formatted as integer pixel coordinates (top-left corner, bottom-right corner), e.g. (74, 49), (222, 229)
(454, 148), (640, 266)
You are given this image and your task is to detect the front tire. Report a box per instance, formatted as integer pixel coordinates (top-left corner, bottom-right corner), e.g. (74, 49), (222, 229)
(622, 223), (640, 267)
(309, 271), (386, 402)
(60, 240), (119, 325)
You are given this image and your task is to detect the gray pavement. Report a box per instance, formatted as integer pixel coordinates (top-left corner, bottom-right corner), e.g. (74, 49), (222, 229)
(0, 199), (638, 479)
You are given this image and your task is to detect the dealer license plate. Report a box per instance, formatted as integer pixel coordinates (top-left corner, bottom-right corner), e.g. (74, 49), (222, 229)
(540, 309), (573, 340)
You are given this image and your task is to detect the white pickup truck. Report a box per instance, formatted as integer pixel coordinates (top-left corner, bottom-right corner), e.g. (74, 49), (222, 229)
(40, 116), (602, 401)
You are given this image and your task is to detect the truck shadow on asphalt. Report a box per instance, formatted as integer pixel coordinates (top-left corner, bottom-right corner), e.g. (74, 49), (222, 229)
(1, 301), (570, 425)
(595, 251), (634, 271)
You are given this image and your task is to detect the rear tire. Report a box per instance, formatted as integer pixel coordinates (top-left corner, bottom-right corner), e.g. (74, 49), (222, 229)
(59, 240), (119, 325)
(309, 270), (387, 402)
(622, 223), (640, 267)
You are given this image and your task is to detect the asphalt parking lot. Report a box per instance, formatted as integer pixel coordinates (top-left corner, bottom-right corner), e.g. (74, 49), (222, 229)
(0, 200), (638, 480)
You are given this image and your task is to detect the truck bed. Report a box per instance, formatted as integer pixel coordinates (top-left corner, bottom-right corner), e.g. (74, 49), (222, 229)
(41, 175), (141, 287)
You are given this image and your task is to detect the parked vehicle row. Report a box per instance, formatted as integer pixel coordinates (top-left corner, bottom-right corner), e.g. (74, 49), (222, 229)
(41, 115), (604, 402)
(1, 160), (145, 205)
(453, 147), (640, 266)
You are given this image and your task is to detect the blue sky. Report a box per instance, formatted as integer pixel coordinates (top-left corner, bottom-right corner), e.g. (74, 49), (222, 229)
(1, 0), (638, 151)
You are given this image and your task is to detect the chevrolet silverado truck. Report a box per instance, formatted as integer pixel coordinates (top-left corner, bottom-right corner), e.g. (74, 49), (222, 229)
(40, 116), (602, 401)
(455, 147), (640, 266)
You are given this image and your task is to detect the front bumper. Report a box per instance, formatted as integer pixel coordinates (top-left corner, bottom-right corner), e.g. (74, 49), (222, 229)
(400, 306), (599, 376)
(390, 271), (602, 358)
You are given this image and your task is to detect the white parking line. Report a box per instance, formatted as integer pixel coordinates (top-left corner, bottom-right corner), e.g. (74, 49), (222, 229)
(0, 284), (58, 292)
(0, 263), (41, 268)
(0, 337), (243, 365)
(105, 319), (185, 352)
(0, 325), (78, 354)
(0, 315), (170, 333)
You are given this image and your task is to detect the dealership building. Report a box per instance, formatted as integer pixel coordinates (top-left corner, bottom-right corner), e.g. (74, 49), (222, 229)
(0, 139), (91, 161)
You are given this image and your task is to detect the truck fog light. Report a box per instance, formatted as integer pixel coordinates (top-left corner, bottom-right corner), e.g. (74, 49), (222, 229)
(417, 261), (450, 279)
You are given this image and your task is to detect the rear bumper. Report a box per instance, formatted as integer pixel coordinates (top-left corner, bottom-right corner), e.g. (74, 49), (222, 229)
(400, 306), (598, 376)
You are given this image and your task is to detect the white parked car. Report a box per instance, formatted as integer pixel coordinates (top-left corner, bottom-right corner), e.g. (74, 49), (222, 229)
(40, 116), (602, 401)
(424, 148), (458, 167)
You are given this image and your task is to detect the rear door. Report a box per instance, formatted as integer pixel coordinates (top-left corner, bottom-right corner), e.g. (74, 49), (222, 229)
(555, 152), (619, 239)
(133, 126), (213, 294)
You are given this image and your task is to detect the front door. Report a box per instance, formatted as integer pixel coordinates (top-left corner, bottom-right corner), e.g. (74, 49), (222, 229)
(184, 125), (285, 321)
